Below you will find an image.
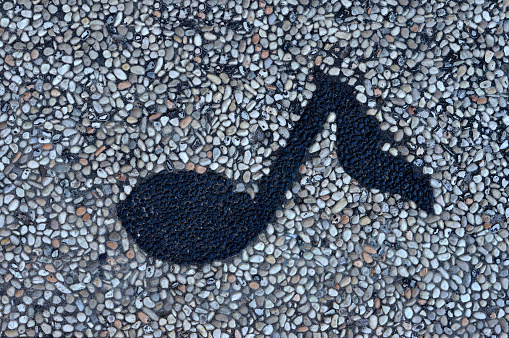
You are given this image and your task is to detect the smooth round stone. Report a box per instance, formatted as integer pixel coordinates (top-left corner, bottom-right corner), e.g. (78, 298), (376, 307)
(131, 65), (145, 75)
(27, 160), (39, 169)
(113, 68), (127, 80)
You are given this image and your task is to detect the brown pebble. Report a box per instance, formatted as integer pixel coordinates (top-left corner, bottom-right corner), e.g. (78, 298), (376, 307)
(363, 245), (376, 254)
(265, 6), (273, 14)
(116, 174), (127, 181)
(180, 116), (192, 128)
(166, 99), (175, 109)
(126, 249), (135, 259)
(185, 162), (195, 170)
(149, 112), (161, 120)
(252, 34), (260, 44)
(249, 282), (259, 290)
(261, 50), (269, 59)
(12, 152), (21, 163)
(45, 264), (56, 273)
(5, 55), (14, 66)
(477, 97), (487, 104)
(50, 89), (61, 97)
(107, 241), (118, 250)
(31, 49), (39, 59)
(42, 144), (53, 150)
(314, 55), (322, 66)
(137, 312), (149, 324)
(47, 275), (57, 283)
(82, 213), (90, 221)
(76, 207), (86, 216)
(196, 165), (206, 174)
(118, 81), (131, 90)
(15, 289), (24, 297)
(94, 145), (106, 156)
(228, 275), (236, 283)
(52, 238), (60, 248)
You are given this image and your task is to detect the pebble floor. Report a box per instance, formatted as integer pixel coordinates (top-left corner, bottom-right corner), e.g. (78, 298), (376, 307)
(1, 0), (509, 337)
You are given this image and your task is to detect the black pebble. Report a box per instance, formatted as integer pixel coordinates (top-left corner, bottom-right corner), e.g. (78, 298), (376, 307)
(98, 253), (108, 264)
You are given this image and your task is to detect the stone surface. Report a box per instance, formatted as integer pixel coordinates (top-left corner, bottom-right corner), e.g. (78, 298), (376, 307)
(0, 0), (508, 336)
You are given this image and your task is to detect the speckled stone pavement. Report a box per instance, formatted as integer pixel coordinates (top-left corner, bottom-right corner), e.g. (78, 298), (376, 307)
(1, 0), (509, 337)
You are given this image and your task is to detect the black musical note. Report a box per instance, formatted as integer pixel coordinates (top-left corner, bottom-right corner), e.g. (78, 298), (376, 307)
(117, 75), (433, 264)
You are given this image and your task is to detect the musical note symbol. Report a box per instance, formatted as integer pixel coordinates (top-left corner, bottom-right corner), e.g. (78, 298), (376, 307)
(117, 75), (433, 264)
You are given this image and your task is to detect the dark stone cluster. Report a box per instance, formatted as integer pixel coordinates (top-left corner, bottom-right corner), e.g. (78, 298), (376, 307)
(117, 75), (433, 264)
(334, 86), (434, 214)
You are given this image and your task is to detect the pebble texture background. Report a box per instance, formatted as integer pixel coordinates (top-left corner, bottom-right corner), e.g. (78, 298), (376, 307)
(0, 0), (509, 337)
(118, 76), (433, 265)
